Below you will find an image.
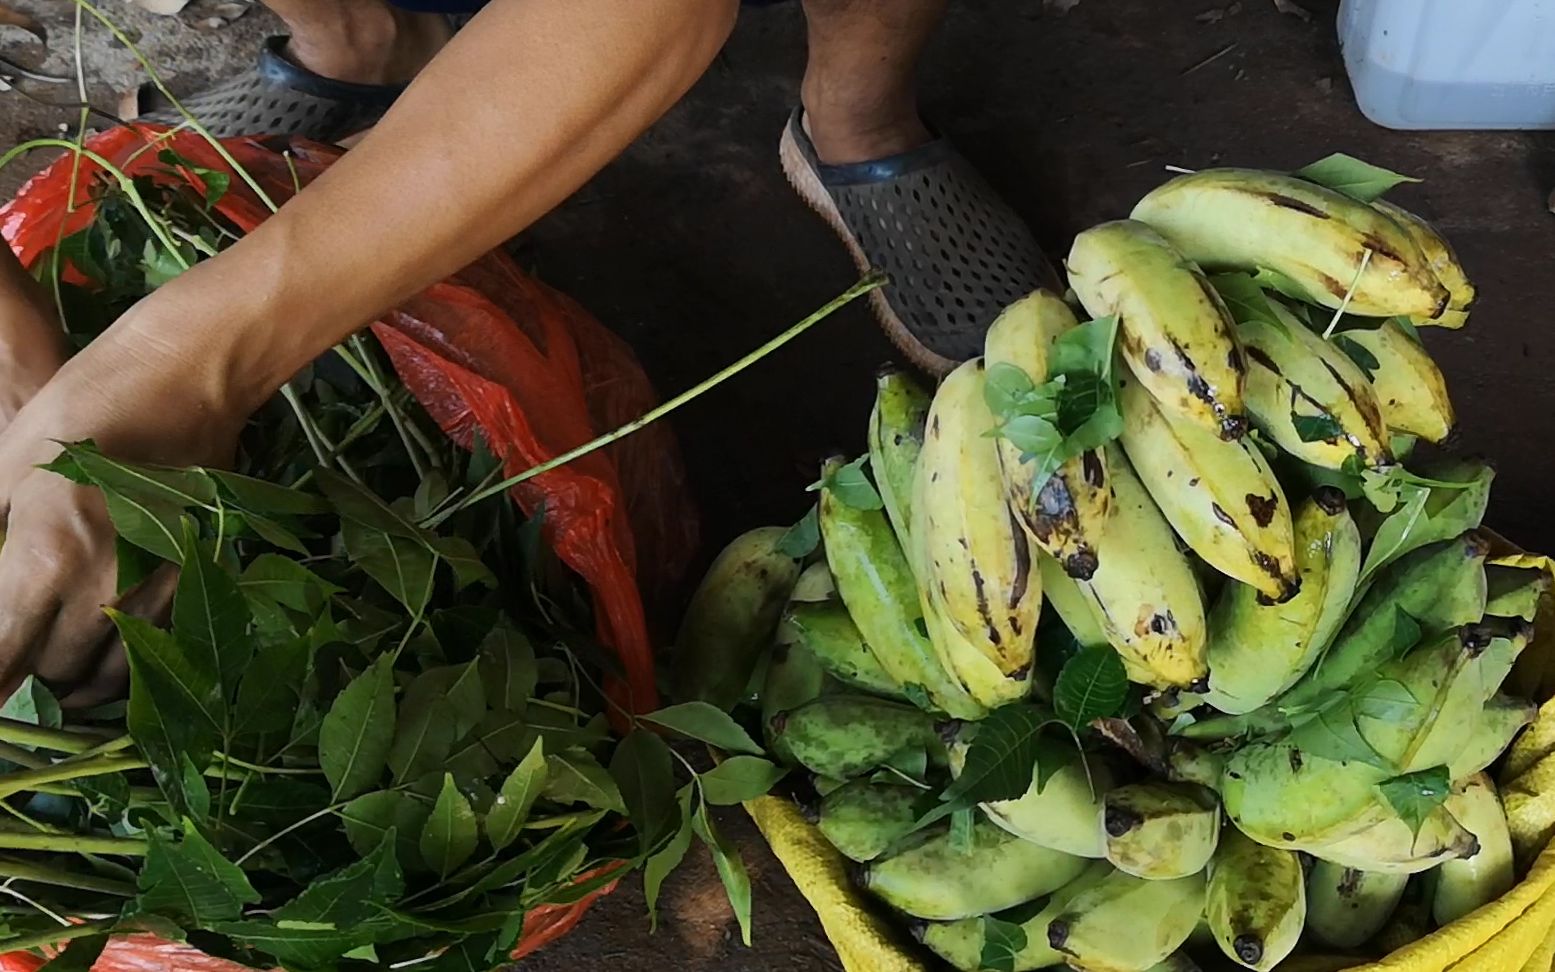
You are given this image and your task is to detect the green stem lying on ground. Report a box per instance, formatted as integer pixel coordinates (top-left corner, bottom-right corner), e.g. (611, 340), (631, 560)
(0, 857), (134, 897)
(424, 270), (888, 527)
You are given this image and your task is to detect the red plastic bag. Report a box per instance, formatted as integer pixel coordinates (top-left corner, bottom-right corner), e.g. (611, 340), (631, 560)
(0, 127), (694, 967)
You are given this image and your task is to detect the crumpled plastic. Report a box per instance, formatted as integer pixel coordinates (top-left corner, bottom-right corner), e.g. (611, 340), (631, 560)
(0, 126), (696, 967)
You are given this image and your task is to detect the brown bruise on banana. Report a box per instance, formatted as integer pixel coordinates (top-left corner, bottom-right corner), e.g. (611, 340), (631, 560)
(1254, 341), (1388, 466)
(1123, 311), (1245, 440)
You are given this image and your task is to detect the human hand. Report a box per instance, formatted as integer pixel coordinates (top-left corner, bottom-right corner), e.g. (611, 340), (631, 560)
(0, 246), (68, 429)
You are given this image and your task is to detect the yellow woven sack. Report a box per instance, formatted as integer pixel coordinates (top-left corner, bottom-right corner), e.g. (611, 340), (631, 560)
(743, 537), (1555, 972)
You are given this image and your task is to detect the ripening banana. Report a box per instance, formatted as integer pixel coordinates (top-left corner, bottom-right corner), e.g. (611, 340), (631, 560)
(789, 561), (837, 603)
(819, 457), (984, 719)
(1307, 800), (1477, 874)
(1432, 774), (1515, 925)
(861, 819), (1090, 920)
(1485, 564), (1551, 621)
(1222, 726), (1395, 848)
(812, 780), (922, 863)
(1067, 219), (1248, 439)
(1238, 300), (1392, 469)
(674, 526), (803, 710)
(1203, 488), (1360, 714)
(1305, 862), (1408, 949)
(918, 860), (1112, 972)
(1338, 319), (1455, 443)
(1068, 444), (1209, 689)
(772, 695), (942, 780)
(910, 360), (1042, 684)
(1101, 781), (1221, 880)
(1374, 199), (1475, 328)
(762, 624), (833, 763)
(1206, 828), (1305, 971)
(782, 601), (906, 701)
(1450, 693), (1538, 780)
(1047, 868), (1208, 972)
(1037, 551), (1109, 647)
(1119, 373), (1299, 601)
(984, 290), (1113, 579)
(1131, 168), (1449, 318)
(869, 367), (932, 544)
(948, 727), (1109, 857)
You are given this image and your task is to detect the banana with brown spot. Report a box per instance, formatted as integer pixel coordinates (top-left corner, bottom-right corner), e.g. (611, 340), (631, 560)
(1374, 199), (1475, 328)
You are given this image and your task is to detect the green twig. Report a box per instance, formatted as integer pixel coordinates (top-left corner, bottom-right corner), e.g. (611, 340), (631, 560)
(0, 744), (45, 771)
(0, 831), (146, 856)
(425, 271), (886, 526)
(0, 857), (134, 896)
(214, 753), (323, 777)
(0, 758), (148, 801)
(0, 720), (111, 756)
(0, 917), (115, 955)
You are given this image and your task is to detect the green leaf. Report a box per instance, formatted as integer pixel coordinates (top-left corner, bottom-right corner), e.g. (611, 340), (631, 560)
(478, 625), (537, 713)
(388, 662), (485, 784)
(341, 519), (437, 615)
(1388, 607), (1424, 658)
(233, 635), (311, 737)
(213, 917), (404, 969)
(426, 932), (504, 972)
(315, 468), (425, 539)
(1359, 482), (1432, 582)
(136, 820), (260, 924)
(227, 780), (330, 822)
(644, 786), (696, 932)
(101, 488), (186, 562)
(37, 935), (108, 972)
(692, 799), (754, 946)
(610, 730), (679, 857)
(543, 751), (625, 813)
(1213, 272), (1291, 335)
(950, 807), (975, 854)
(820, 455), (884, 511)
(983, 362), (1042, 417)
(486, 738), (547, 851)
(1332, 333), (1381, 380)
(211, 470), (329, 515)
(57, 441), (219, 509)
(173, 519), (254, 701)
(114, 609), (220, 814)
(1353, 677), (1420, 721)
(776, 506), (821, 559)
(239, 555), (341, 614)
(1296, 153), (1420, 202)
(1293, 412), (1346, 444)
(641, 702), (764, 756)
(421, 774), (480, 879)
(341, 790), (431, 871)
(0, 676), (62, 731)
(181, 753), (212, 821)
(242, 513), (311, 554)
(431, 535), (497, 590)
(980, 915), (1028, 972)
(1054, 645), (1128, 731)
(116, 534), (163, 597)
(998, 413), (1063, 458)
(1377, 765), (1451, 836)
(699, 756), (787, 806)
(941, 704), (1059, 807)
(1253, 266), (1314, 302)
(1294, 700), (1389, 768)
(320, 654), (397, 800)
(1049, 315), (1120, 378)
(276, 829), (404, 926)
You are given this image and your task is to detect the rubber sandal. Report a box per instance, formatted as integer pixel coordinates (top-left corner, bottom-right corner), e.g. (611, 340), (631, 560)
(134, 36), (406, 141)
(779, 108), (1059, 375)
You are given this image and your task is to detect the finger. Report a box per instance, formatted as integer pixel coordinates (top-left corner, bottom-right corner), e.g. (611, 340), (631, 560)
(0, 524), (66, 700)
(58, 564), (176, 711)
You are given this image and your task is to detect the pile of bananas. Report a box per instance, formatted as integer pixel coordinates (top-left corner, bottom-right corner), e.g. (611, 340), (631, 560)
(678, 162), (1539, 972)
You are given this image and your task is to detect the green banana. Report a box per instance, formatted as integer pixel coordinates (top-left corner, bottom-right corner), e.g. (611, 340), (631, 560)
(861, 819), (1090, 920)
(984, 290), (1113, 579)
(1351, 459), (1494, 578)
(1131, 168), (1449, 318)
(1433, 773), (1515, 925)
(910, 360), (1042, 684)
(1071, 444), (1209, 689)
(761, 626), (832, 764)
(819, 457), (984, 719)
(948, 728), (1109, 857)
(814, 780), (924, 863)
(868, 367), (933, 545)
(1339, 319), (1455, 443)
(1068, 219), (1248, 439)
(918, 860), (1112, 971)
(1205, 828), (1306, 971)
(1450, 693), (1538, 779)
(790, 560), (837, 603)
(1222, 734), (1392, 848)
(1203, 488), (1360, 714)
(782, 601), (905, 701)
(1374, 199), (1475, 328)
(1307, 800), (1477, 874)
(1047, 868), (1207, 972)
(1119, 373), (1298, 600)
(773, 695), (941, 780)
(1239, 302), (1392, 469)
(1102, 781), (1221, 880)
(674, 526), (803, 709)
(1037, 551), (1109, 647)
(1166, 738), (1229, 790)
(1485, 564), (1550, 621)
(1305, 861), (1408, 949)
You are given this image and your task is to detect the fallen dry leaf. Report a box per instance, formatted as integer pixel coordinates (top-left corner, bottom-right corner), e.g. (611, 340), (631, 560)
(1273, 0), (1311, 20)
(0, 4), (45, 44)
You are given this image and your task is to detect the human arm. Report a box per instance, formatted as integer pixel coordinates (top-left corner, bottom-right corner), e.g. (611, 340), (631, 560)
(0, 246), (66, 425)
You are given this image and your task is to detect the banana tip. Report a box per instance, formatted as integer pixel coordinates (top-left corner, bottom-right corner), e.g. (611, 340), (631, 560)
(1233, 933), (1265, 965)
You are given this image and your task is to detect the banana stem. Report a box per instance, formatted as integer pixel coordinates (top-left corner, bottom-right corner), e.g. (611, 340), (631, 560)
(0, 758), (147, 801)
(0, 917), (116, 955)
(0, 857), (134, 896)
(0, 832), (146, 856)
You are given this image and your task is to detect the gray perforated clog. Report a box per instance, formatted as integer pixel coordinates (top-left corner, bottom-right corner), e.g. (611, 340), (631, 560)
(779, 109), (1058, 375)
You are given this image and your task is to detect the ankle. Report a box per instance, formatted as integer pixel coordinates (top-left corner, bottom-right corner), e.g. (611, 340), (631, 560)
(283, 9), (451, 86)
(800, 80), (931, 165)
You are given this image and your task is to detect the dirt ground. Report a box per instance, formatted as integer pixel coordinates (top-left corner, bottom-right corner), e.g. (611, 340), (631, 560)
(4, 0), (1555, 968)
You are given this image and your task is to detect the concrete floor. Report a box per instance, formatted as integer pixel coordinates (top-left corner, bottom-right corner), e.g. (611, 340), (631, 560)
(5, 0), (1555, 968)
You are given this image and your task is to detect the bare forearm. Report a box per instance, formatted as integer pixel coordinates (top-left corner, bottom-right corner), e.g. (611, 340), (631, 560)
(0, 246), (66, 417)
(113, 0), (737, 414)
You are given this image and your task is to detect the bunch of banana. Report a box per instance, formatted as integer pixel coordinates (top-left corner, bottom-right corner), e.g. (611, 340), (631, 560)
(908, 360), (1040, 707)
(1432, 774), (1515, 925)
(1206, 828), (1305, 971)
(1131, 168), (1449, 318)
(1374, 198), (1475, 328)
(1338, 318), (1456, 443)
(1068, 219), (1248, 440)
(983, 290), (1113, 579)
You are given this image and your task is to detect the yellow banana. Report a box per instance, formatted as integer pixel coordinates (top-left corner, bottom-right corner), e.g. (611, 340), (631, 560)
(1339, 318), (1455, 443)
(919, 861), (1112, 971)
(1119, 374), (1299, 601)
(984, 290), (1113, 578)
(1305, 862), (1408, 950)
(1432, 773), (1515, 925)
(910, 360), (1041, 682)
(1449, 693), (1538, 780)
(1374, 199), (1475, 328)
(948, 729), (1109, 858)
(1240, 301), (1392, 469)
(1036, 551), (1108, 648)
(1072, 444), (1208, 689)
(1101, 781), (1221, 880)
(920, 593), (1032, 709)
(1307, 802), (1478, 874)
(1206, 828), (1305, 971)
(789, 561), (836, 603)
(1131, 168), (1449, 317)
(1068, 219), (1247, 439)
(868, 367), (933, 545)
(1047, 869), (1208, 972)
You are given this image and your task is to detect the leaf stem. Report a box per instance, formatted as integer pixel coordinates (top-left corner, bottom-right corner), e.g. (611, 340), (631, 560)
(233, 802), (343, 866)
(0, 720), (112, 756)
(0, 857), (134, 896)
(0, 831), (146, 856)
(0, 758), (147, 801)
(214, 753), (323, 777)
(425, 271), (886, 525)
(0, 917), (116, 955)
(1322, 248), (1373, 339)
